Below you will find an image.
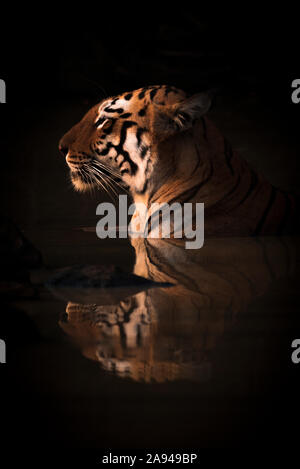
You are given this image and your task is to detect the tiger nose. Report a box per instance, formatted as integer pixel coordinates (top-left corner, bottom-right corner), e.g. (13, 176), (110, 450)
(58, 142), (68, 158)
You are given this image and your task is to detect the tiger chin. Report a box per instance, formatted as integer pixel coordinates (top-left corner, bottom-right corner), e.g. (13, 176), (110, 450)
(59, 84), (298, 237)
(69, 169), (91, 193)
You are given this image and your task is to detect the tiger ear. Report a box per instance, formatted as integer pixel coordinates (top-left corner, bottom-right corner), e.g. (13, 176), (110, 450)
(152, 92), (212, 139)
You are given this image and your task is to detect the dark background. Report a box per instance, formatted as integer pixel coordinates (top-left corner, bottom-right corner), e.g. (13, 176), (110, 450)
(2, 13), (300, 105)
(1, 13), (300, 234)
(1, 13), (300, 236)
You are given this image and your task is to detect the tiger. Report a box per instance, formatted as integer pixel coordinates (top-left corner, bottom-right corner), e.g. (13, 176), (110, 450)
(59, 235), (296, 382)
(59, 84), (298, 237)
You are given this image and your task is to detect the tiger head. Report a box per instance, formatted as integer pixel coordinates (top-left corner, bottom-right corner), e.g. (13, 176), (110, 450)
(58, 85), (212, 196)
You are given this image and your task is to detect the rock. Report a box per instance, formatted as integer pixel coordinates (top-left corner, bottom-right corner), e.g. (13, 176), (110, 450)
(0, 216), (42, 298)
(46, 264), (171, 305)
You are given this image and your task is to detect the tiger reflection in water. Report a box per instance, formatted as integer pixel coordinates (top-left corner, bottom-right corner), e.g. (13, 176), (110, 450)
(59, 235), (295, 383)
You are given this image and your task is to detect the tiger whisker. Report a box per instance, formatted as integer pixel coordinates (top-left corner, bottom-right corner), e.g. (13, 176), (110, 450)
(90, 164), (130, 194)
(91, 161), (125, 183)
(81, 165), (102, 195)
(87, 166), (117, 200)
(92, 160), (124, 179)
(79, 167), (94, 193)
(95, 171), (119, 199)
(84, 166), (97, 197)
(93, 170), (129, 195)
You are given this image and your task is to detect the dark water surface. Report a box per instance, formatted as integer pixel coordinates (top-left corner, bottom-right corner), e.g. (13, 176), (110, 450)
(2, 230), (300, 451)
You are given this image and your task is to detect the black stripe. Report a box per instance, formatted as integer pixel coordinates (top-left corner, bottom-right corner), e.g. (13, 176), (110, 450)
(164, 85), (174, 97)
(104, 106), (124, 114)
(95, 120), (139, 175)
(234, 169), (258, 208)
(136, 324), (142, 347)
(140, 145), (149, 159)
(120, 168), (130, 175)
(119, 121), (137, 146)
(224, 137), (234, 175)
(119, 112), (132, 119)
(190, 142), (202, 173)
(97, 143), (112, 156)
(136, 127), (147, 147)
(201, 117), (207, 140)
(118, 323), (127, 350)
(138, 106), (148, 117)
(253, 186), (277, 235)
(114, 121), (138, 175)
(94, 116), (106, 127)
(138, 88), (147, 99)
(118, 301), (134, 322)
(149, 88), (159, 100)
